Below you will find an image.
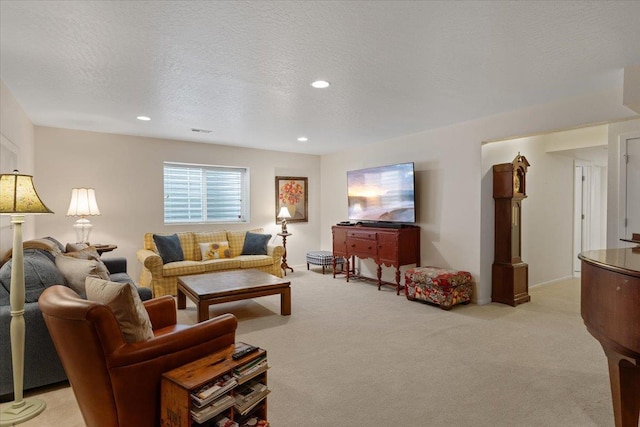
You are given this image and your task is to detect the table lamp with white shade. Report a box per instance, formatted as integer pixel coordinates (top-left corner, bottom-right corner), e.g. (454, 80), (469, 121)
(66, 188), (100, 244)
(277, 206), (292, 233)
(0, 171), (53, 426)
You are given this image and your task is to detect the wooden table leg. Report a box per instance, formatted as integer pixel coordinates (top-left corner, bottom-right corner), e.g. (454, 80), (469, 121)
(177, 287), (186, 310)
(197, 300), (210, 323)
(281, 287), (291, 315)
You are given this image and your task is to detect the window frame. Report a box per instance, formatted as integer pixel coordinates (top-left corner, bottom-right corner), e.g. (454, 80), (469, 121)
(163, 161), (250, 225)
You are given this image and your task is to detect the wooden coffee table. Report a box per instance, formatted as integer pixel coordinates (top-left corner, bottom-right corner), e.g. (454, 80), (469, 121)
(177, 269), (291, 322)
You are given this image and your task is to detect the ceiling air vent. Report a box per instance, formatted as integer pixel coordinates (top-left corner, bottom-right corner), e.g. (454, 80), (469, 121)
(191, 128), (212, 133)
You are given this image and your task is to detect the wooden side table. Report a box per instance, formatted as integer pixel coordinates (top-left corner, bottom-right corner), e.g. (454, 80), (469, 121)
(94, 244), (117, 255)
(277, 233), (293, 276)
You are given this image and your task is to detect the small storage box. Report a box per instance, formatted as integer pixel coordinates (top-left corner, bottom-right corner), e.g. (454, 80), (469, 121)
(306, 251), (344, 274)
(404, 267), (473, 310)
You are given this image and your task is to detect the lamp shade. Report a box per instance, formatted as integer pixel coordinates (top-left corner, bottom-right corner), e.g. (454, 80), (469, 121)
(66, 188), (100, 217)
(0, 171), (53, 214)
(278, 206), (292, 219)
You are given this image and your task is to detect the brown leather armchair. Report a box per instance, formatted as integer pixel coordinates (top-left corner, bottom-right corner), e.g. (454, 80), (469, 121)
(38, 285), (237, 427)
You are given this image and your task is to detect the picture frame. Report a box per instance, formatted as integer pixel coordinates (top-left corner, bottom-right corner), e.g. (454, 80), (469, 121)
(275, 176), (308, 223)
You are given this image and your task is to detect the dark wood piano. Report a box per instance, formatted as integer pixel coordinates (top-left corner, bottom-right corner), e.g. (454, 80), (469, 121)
(579, 248), (640, 427)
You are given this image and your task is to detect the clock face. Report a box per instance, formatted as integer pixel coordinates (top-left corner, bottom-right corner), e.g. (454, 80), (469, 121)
(513, 174), (520, 193)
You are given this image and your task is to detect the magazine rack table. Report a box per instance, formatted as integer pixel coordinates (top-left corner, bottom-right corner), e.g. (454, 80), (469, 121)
(161, 345), (269, 427)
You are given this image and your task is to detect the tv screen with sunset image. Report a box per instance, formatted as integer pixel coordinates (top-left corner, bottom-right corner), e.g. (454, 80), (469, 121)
(347, 162), (416, 223)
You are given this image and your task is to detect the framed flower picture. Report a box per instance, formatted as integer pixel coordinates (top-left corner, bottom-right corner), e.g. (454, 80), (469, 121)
(275, 176), (308, 223)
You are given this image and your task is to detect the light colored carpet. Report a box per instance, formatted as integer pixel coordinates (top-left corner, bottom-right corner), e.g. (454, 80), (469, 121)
(6, 269), (615, 426)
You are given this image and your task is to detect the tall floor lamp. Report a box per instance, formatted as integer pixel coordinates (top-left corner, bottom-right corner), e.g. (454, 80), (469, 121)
(0, 171), (52, 426)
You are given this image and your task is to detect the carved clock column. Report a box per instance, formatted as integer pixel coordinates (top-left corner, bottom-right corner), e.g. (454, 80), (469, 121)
(492, 153), (531, 306)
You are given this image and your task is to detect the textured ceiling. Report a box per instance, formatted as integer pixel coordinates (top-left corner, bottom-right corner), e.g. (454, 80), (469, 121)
(1, 1), (640, 155)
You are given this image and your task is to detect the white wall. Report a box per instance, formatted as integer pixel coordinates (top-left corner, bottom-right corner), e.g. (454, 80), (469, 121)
(33, 127), (321, 282)
(543, 125), (608, 153)
(322, 128), (482, 293)
(4, 80), (638, 302)
(323, 88), (636, 305)
(0, 81), (36, 255)
(482, 136), (575, 290)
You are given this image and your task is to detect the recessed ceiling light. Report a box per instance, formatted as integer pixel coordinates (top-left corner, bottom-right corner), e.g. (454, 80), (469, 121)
(311, 80), (330, 89)
(136, 116), (151, 121)
(297, 137), (308, 142)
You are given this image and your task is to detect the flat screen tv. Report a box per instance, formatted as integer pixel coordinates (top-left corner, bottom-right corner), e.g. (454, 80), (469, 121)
(347, 162), (416, 223)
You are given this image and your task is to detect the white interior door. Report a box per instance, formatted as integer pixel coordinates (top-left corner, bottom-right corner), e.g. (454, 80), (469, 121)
(573, 166), (583, 273)
(625, 137), (640, 238)
(574, 163), (606, 273)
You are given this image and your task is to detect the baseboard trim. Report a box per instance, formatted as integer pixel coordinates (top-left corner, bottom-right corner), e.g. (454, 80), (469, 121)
(529, 275), (575, 289)
(476, 296), (492, 306)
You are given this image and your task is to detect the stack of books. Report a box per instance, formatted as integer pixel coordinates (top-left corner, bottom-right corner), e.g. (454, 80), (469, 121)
(233, 380), (270, 416)
(190, 394), (235, 424)
(192, 374), (238, 408)
(233, 355), (268, 384)
(190, 374), (238, 424)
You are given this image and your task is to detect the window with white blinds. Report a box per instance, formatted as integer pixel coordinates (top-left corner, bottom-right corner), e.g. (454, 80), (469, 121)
(163, 162), (249, 224)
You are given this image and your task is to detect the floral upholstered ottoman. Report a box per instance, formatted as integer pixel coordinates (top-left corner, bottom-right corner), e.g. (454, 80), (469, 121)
(404, 267), (473, 310)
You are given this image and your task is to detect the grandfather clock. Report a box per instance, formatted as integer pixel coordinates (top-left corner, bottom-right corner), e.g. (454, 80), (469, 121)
(492, 153), (531, 306)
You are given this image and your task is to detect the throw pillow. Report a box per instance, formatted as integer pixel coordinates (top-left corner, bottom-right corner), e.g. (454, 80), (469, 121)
(55, 255), (110, 296)
(153, 234), (184, 264)
(85, 276), (154, 343)
(241, 232), (272, 255)
(199, 242), (232, 260)
(63, 246), (110, 278)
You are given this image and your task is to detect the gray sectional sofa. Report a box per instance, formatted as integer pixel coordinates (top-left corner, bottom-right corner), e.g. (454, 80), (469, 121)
(0, 238), (150, 399)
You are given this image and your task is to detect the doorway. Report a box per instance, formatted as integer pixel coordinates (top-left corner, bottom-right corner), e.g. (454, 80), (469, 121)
(573, 163), (607, 274)
(621, 136), (640, 240)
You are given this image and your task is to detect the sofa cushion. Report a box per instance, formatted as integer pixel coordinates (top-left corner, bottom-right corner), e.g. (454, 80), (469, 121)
(227, 228), (264, 258)
(202, 258), (241, 272)
(55, 255), (110, 296)
(237, 255), (275, 269)
(0, 249), (64, 303)
(63, 246), (110, 278)
(85, 277), (154, 343)
(0, 284), (8, 306)
(199, 242), (231, 260)
(226, 230), (247, 258)
(153, 234), (184, 264)
(241, 232), (272, 255)
(162, 260), (206, 277)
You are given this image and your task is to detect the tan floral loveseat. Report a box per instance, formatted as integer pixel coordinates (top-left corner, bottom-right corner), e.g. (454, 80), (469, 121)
(137, 229), (284, 297)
